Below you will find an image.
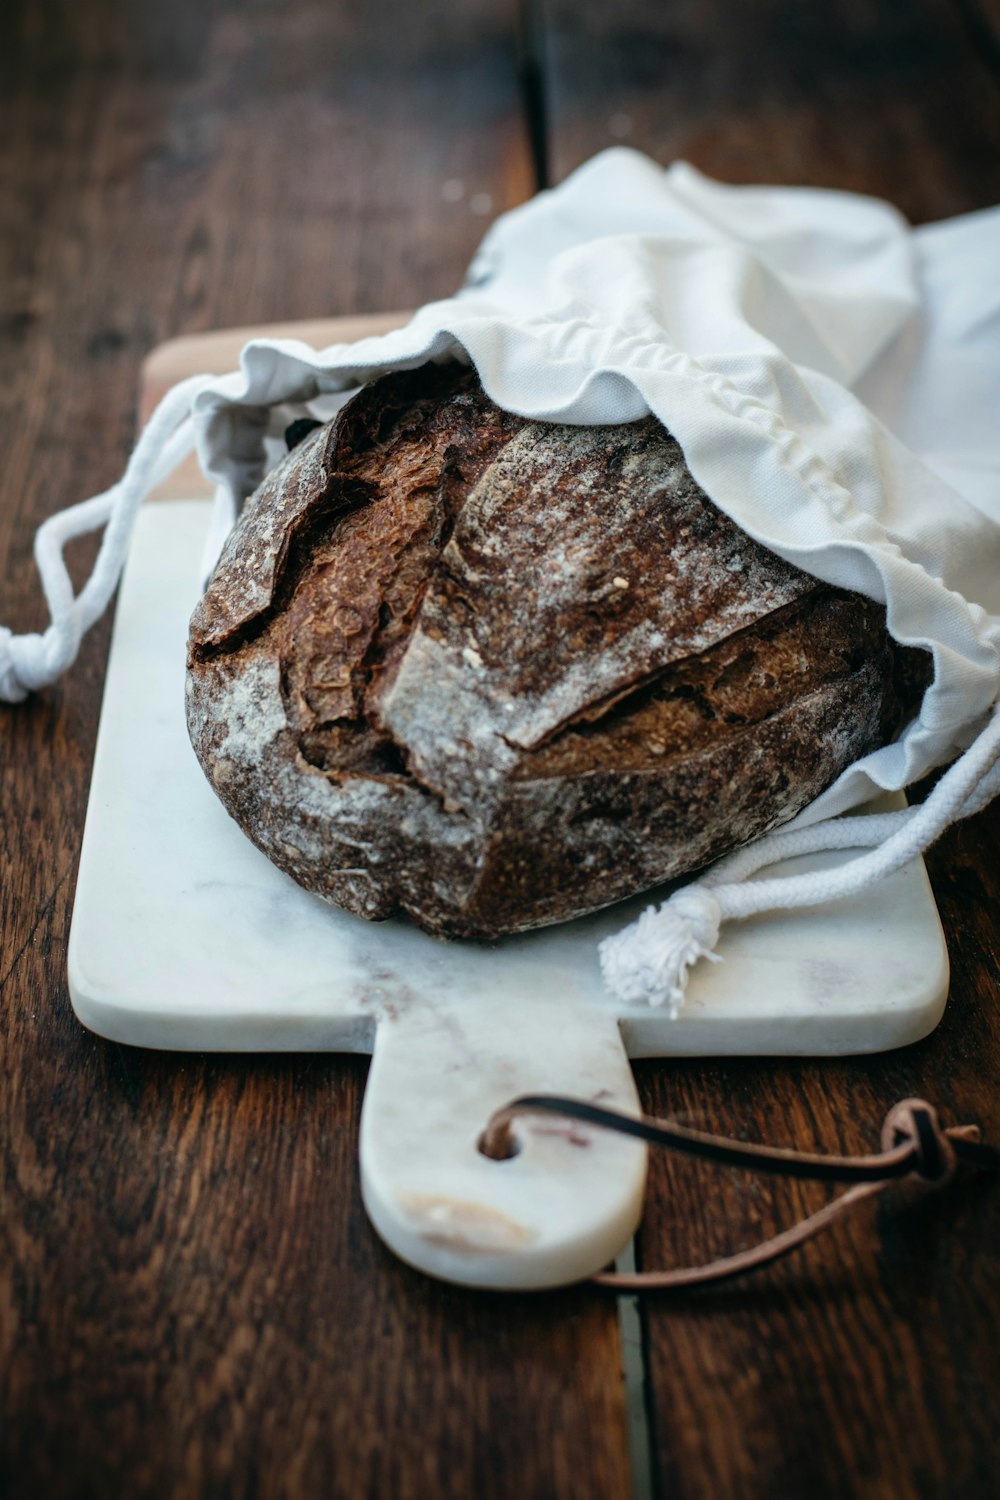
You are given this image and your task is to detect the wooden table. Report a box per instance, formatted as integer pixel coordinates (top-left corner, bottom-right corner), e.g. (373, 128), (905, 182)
(2, 3), (998, 1496)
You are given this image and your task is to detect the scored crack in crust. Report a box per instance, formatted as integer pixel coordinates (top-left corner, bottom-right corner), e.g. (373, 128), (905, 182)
(186, 363), (930, 939)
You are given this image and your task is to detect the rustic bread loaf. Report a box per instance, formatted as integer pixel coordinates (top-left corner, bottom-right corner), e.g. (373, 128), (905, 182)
(186, 363), (928, 939)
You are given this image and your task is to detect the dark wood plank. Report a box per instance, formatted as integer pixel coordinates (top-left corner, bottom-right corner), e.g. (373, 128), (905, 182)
(541, 0), (1000, 220)
(1, 1043), (632, 1500)
(0, 5), (632, 1498)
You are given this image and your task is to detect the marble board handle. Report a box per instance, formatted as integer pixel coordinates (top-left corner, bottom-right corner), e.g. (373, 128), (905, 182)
(359, 991), (647, 1289)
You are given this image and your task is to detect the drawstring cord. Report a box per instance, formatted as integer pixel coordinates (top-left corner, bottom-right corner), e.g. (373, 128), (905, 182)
(480, 1093), (999, 1291)
(0, 374), (213, 703)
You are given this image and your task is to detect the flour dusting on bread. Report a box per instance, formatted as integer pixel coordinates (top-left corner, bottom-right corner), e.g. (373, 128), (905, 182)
(187, 364), (928, 939)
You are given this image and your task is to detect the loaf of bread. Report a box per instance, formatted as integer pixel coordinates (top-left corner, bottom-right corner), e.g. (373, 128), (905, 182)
(186, 363), (927, 939)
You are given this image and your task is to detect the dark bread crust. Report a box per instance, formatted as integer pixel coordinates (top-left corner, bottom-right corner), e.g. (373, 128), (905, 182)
(186, 364), (927, 939)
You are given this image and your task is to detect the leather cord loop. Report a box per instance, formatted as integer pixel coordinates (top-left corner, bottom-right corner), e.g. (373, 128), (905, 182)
(479, 1094), (998, 1292)
(880, 1097), (962, 1184)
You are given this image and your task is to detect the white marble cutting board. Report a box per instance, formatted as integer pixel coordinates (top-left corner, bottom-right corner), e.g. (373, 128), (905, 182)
(68, 500), (950, 1289)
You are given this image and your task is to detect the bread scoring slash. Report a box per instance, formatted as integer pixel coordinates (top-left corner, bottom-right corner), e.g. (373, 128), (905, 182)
(186, 364), (927, 939)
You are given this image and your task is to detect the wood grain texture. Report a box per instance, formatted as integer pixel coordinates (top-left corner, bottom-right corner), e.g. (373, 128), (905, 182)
(0, 4), (631, 1498)
(541, 0), (1000, 221)
(1, 1046), (631, 1500)
(2, 1), (999, 1497)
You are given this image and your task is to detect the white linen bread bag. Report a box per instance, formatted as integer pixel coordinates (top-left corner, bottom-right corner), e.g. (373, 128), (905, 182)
(3, 150), (999, 1013)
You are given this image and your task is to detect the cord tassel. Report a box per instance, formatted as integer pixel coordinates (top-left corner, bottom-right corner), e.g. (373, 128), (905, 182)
(600, 887), (722, 1014)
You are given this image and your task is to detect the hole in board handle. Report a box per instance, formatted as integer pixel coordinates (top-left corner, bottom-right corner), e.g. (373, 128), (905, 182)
(477, 1120), (522, 1161)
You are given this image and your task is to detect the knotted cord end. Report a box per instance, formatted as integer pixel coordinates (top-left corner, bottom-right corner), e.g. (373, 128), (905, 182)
(599, 885), (723, 1014)
(0, 627), (49, 704)
(0, 627), (27, 703)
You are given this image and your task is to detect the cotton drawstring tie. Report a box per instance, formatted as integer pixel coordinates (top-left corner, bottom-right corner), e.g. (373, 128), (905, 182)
(600, 709), (1000, 1013)
(0, 374), (213, 704)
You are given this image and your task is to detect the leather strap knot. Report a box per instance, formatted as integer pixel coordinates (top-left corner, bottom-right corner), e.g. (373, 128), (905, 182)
(881, 1097), (958, 1186)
